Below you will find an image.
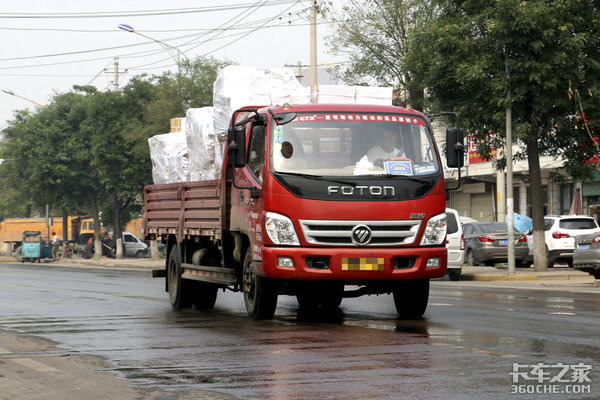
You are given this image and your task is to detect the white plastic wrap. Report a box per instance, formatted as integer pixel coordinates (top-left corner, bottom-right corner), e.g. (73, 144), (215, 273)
(315, 85), (357, 104)
(316, 85), (393, 105)
(212, 65), (310, 136)
(185, 107), (222, 181)
(148, 132), (189, 184)
(354, 85), (393, 105)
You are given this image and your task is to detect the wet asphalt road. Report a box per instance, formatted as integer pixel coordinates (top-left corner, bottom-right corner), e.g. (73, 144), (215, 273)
(0, 262), (598, 400)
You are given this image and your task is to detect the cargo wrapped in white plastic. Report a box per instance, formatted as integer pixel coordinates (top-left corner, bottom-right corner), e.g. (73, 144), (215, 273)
(316, 85), (393, 105)
(148, 132), (189, 184)
(212, 65), (310, 136)
(354, 85), (393, 105)
(315, 85), (356, 104)
(185, 107), (223, 181)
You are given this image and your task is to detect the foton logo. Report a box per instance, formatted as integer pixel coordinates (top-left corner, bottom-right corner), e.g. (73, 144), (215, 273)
(327, 185), (395, 196)
(351, 225), (372, 245)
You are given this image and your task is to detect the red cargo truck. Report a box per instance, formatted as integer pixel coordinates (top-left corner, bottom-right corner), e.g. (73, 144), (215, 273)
(144, 103), (463, 319)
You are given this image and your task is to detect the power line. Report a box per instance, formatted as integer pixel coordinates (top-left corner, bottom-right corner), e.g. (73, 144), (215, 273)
(0, 10), (308, 65)
(0, 1), (301, 19)
(0, 14), (310, 72)
(0, 1), (326, 75)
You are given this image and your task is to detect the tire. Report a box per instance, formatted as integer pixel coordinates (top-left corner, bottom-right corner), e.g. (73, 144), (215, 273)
(14, 246), (23, 262)
(190, 281), (218, 310)
(135, 250), (145, 258)
(84, 242), (94, 259)
(545, 246), (555, 268)
(242, 248), (277, 320)
(466, 249), (477, 266)
(448, 270), (461, 281)
(296, 283), (344, 311)
(393, 279), (430, 319)
(167, 246), (191, 309)
(189, 248), (218, 310)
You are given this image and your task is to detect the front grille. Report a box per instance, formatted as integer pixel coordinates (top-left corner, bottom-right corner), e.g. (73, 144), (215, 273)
(299, 219), (421, 246)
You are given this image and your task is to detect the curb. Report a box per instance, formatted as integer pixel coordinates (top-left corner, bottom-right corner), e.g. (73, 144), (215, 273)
(463, 274), (539, 282)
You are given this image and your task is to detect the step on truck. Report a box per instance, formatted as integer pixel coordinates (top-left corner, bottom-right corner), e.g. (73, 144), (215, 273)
(144, 103), (464, 319)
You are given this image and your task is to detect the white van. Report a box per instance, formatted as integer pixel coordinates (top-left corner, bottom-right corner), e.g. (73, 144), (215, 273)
(122, 232), (149, 257)
(445, 208), (464, 281)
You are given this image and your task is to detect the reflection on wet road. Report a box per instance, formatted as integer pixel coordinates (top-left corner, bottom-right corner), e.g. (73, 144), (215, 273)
(1, 263), (598, 399)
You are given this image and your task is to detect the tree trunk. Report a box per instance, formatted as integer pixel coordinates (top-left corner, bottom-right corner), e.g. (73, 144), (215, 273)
(62, 209), (68, 243)
(526, 136), (548, 271)
(110, 191), (123, 259)
(86, 189), (102, 260)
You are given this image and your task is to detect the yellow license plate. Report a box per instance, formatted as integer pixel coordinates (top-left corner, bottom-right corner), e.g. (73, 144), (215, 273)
(342, 257), (385, 271)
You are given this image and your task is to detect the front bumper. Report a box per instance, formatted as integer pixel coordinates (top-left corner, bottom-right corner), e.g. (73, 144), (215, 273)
(258, 246), (447, 281)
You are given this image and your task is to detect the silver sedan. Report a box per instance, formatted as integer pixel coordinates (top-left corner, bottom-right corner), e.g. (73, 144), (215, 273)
(573, 233), (600, 278)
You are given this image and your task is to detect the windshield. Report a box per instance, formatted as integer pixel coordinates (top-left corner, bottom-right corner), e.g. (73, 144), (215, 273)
(269, 112), (440, 177)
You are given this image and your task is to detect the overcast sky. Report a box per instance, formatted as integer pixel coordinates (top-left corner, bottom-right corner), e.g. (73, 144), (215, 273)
(0, 0), (346, 128)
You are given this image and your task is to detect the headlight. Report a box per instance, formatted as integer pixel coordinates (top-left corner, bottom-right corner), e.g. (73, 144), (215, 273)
(420, 213), (447, 245)
(265, 212), (300, 246)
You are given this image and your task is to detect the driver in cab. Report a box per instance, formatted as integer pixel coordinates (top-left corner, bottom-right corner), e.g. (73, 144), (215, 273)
(366, 126), (408, 167)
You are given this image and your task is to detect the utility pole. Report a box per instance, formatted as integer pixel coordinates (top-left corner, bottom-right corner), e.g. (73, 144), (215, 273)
(505, 51), (515, 275)
(105, 57), (126, 92)
(296, 61), (304, 84)
(309, 0), (318, 102)
(113, 58), (119, 92)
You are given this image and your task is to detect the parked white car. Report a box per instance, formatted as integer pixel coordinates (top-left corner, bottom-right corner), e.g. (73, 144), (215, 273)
(542, 215), (600, 267)
(445, 208), (464, 281)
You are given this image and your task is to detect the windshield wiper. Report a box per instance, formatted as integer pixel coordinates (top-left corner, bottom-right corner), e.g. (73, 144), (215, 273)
(274, 171), (356, 185)
(379, 174), (435, 184)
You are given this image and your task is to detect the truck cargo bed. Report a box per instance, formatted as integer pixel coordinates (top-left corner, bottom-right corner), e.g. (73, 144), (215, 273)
(143, 180), (222, 239)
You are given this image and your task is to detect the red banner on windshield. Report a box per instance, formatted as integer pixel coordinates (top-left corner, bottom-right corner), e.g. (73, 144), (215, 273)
(292, 114), (425, 126)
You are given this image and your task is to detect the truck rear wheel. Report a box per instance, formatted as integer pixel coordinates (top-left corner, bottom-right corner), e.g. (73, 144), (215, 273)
(393, 279), (429, 319)
(167, 247), (191, 309)
(190, 281), (218, 310)
(243, 249), (277, 320)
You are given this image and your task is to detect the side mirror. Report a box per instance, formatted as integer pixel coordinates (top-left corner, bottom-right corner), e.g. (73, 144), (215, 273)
(228, 125), (247, 167)
(446, 127), (465, 168)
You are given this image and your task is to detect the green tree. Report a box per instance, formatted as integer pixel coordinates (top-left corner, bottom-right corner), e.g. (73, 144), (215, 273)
(327, 0), (436, 110)
(84, 79), (157, 254)
(407, 0), (600, 270)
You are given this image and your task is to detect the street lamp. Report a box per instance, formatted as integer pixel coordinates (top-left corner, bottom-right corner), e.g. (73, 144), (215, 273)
(118, 24), (188, 102)
(2, 89), (42, 107)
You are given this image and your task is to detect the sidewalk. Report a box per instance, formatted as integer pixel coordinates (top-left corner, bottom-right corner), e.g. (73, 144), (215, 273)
(0, 255), (163, 272)
(1, 256), (598, 287)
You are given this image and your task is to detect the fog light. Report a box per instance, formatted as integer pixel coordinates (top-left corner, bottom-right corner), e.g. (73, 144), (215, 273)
(277, 257), (294, 268)
(426, 257), (440, 268)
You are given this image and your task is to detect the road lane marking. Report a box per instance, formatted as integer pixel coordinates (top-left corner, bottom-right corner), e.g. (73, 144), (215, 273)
(12, 357), (60, 372)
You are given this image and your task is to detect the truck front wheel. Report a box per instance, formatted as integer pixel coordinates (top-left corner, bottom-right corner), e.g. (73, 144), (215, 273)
(242, 249), (277, 320)
(167, 247), (191, 309)
(393, 279), (429, 319)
